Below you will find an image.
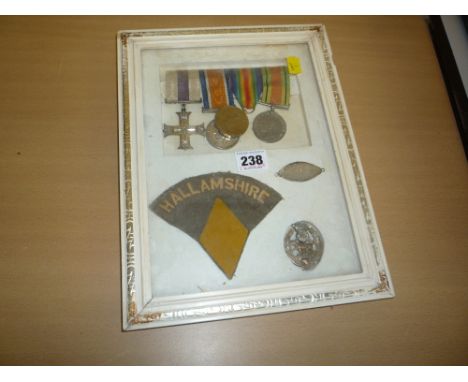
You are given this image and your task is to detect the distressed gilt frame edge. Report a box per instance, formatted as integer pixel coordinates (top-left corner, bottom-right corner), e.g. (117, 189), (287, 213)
(117, 24), (394, 331)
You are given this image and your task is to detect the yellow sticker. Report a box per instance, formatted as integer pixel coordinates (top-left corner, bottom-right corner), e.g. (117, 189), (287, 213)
(287, 56), (302, 74)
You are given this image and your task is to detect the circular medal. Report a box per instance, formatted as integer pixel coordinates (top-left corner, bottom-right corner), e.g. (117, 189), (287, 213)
(252, 110), (286, 143)
(215, 106), (249, 138)
(206, 120), (239, 150)
(284, 221), (324, 270)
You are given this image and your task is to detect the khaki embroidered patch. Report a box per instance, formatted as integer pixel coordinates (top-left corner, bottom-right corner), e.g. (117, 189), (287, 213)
(151, 172), (282, 279)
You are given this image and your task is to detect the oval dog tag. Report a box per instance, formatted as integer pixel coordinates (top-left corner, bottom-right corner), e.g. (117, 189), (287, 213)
(277, 162), (324, 182)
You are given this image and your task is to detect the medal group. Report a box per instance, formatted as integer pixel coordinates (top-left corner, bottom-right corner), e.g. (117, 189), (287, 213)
(163, 66), (290, 150)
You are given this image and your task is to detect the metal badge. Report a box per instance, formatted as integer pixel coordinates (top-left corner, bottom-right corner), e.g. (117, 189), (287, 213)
(277, 162), (324, 182)
(284, 221), (324, 270)
(252, 109), (286, 143)
(206, 120), (239, 150)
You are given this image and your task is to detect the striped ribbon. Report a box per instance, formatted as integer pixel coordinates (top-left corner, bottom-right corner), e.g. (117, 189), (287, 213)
(225, 68), (263, 111)
(165, 70), (201, 103)
(165, 66), (290, 110)
(259, 66), (290, 108)
(199, 69), (234, 112)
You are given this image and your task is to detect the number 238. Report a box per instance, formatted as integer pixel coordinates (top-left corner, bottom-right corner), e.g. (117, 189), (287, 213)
(240, 155), (264, 166)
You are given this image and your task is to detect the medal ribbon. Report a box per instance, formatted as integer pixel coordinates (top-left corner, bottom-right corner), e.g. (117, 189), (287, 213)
(260, 66), (290, 108)
(199, 69), (234, 111)
(165, 70), (201, 103)
(226, 68), (263, 111)
(166, 66), (289, 109)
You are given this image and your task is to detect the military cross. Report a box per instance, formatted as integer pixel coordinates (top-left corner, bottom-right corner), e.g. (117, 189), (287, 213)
(163, 104), (205, 150)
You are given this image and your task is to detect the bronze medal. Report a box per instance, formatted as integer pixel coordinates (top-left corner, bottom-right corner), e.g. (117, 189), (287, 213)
(215, 106), (249, 138)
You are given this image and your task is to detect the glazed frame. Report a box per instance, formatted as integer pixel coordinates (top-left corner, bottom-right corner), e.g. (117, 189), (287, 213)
(117, 24), (394, 330)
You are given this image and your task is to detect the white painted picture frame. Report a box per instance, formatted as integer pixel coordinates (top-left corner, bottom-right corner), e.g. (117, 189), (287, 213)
(117, 24), (394, 330)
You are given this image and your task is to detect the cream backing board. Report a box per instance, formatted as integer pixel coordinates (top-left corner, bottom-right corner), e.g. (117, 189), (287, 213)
(117, 25), (394, 330)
